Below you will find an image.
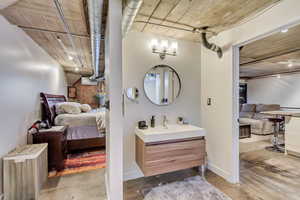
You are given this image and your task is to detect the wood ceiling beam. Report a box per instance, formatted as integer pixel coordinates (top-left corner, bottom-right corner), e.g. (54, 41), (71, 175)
(247, 69), (300, 79)
(82, 0), (90, 35)
(241, 48), (300, 66)
(19, 25), (90, 38)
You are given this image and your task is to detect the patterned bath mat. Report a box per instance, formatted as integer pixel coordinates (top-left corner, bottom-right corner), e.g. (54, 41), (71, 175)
(49, 149), (106, 177)
(144, 176), (232, 200)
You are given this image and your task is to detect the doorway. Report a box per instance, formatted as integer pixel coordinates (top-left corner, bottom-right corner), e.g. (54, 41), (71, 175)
(233, 20), (300, 191)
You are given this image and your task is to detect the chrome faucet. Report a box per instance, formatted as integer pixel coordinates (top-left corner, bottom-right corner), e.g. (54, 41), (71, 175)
(163, 115), (168, 128)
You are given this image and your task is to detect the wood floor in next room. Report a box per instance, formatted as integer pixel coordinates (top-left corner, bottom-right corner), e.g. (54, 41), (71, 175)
(124, 141), (300, 200)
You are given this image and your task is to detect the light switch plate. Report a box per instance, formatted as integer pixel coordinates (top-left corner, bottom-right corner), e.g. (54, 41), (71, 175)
(207, 98), (212, 106)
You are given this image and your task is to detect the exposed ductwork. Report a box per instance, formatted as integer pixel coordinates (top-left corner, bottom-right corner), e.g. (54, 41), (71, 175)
(64, 67), (94, 77)
(87, 0), (104, 80)
(122, 0), (143, 37)
(201, 27), (223, 58)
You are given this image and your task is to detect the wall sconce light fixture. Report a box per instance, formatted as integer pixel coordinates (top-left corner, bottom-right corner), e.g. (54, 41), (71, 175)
(150, 39), (178, 60)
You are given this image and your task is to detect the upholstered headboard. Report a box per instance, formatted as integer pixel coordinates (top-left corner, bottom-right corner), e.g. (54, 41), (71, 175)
(40, 92), (67, 125)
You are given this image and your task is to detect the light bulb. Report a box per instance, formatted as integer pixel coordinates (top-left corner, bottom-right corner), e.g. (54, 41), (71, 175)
(161, 40), (169, 51)
(68, 55), (74, 60)
(75, 67), (79, 72)
(281, 29), (288, 33)
(276, 74), (281, 79)
(150, 39), (158, 50)
(288, 63), (293, 68)
(171, 42), (178, 53)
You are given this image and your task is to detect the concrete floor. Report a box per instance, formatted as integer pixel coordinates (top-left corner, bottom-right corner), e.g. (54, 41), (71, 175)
(40, 168), (107, 200)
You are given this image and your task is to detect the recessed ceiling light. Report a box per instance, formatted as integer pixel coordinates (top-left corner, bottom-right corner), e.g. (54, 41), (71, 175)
(281, 29), (289, 33)
(276, 74), (281, 79)
(75, 67), (79, 72)
(288, 63), (293, 68)
(68, 55), (74, 60)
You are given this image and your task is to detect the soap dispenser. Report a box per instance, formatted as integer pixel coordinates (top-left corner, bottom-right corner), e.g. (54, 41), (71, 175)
(150, 116), (155, 128)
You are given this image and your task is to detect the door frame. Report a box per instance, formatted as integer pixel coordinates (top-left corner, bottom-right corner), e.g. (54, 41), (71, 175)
(232, 19), (300, 183)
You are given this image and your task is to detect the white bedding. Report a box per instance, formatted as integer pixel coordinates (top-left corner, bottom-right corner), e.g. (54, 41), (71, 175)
(55, 108), (106, 132)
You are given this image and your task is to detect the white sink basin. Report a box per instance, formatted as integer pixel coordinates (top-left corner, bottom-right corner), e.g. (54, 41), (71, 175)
(135, 124), (206, 143)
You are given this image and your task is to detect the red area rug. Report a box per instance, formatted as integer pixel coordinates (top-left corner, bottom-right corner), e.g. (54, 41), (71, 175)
(49, 150), (106, 177)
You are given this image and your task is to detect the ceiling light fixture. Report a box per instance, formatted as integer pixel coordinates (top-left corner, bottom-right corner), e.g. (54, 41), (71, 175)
(288, 63), (293, 68)
(281, 29), (288, 33)
(150, 39), (178, 60)
(57, 36), (76, 62)
(276, 74), (281, 79)
(68, 55), (74, 60)
(75, 67), (79, 72)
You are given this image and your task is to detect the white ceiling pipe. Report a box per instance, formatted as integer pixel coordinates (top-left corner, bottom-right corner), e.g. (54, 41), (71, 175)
(88, 0), (104, 80)
(122, 0), (143, 37)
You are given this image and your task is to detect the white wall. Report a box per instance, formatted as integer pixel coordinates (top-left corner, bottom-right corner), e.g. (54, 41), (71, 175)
(248, 74), (300, 108)
(123, 31), (202, 180)
(201, 0), (300, 183)
(104, 0), (123, 199)
(0, 16), (67, 194)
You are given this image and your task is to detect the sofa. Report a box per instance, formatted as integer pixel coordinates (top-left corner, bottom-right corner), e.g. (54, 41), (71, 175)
(239, 104), (280, 135)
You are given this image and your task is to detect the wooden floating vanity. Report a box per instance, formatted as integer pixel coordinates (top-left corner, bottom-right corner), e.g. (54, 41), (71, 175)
(135, 125), (206, 176)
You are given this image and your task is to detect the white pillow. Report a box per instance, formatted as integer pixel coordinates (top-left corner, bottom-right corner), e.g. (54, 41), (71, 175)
(80, 104), (92, 112)
(56, 102), (81, 114)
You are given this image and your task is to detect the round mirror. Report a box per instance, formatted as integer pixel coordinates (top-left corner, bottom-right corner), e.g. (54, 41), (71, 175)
(144, 65), (181, 105)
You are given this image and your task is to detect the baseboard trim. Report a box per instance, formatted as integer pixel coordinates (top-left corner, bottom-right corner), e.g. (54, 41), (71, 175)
(124, 163), (144, 181)
(207, 162), (234, 183)
(105, 173), (110, 200)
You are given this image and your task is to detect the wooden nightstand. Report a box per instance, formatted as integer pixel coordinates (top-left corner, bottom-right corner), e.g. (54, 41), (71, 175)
(33, 126), (68, 171)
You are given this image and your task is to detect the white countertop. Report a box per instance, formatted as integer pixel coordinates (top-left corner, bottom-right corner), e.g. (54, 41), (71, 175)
(135, 124), (206, 143)
(261, 110), (300, 117)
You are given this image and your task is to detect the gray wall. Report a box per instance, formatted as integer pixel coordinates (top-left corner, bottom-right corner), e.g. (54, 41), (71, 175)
(123, 31), (202, 180)
(0, 16), (67, 194)
(248, 74), (300, 108)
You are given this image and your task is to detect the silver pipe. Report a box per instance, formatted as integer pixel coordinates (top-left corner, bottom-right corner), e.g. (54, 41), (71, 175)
(135, 20), (218, 36)
(201, 27), (222, 58)
(88, 0), (103, 79)
(122, 0), (143, 37)
(53, 0), (84, 67)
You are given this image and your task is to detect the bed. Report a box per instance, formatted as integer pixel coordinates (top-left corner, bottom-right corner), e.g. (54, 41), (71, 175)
(40, 92), (106, 152)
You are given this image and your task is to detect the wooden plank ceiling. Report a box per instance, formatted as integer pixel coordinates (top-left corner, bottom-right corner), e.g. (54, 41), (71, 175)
(131, 0), (282, 42)
(0, 0), (284, 83)
(240, 23), (300, 78)
(1, 0), (91, 69)
(0, 0), (107, 85)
